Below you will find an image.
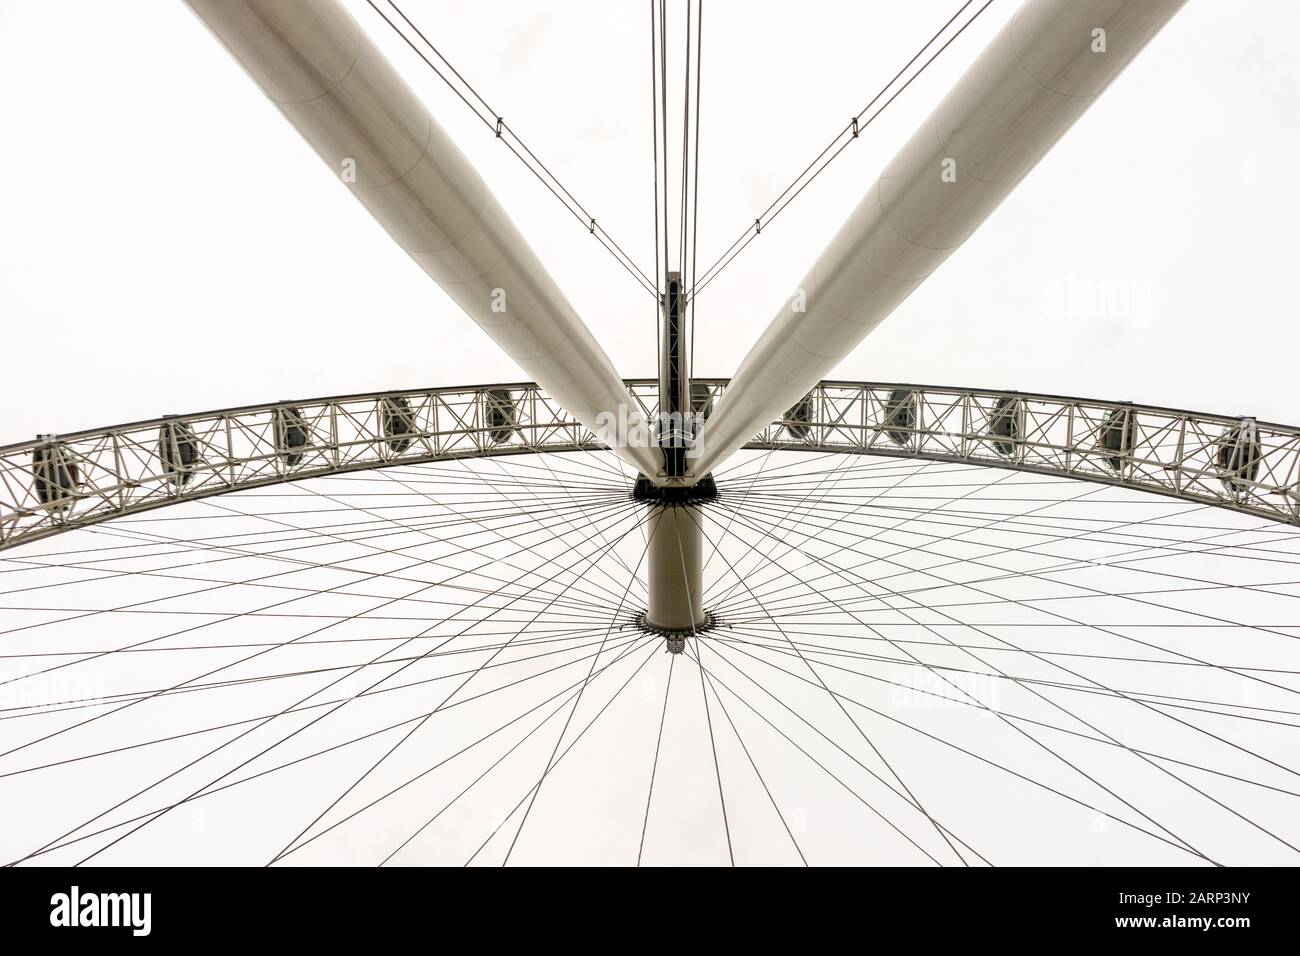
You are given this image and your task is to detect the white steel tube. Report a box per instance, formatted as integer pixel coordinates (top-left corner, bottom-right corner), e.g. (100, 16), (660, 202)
(688, 0), (1186, 478)
(183, 0), (663, 479)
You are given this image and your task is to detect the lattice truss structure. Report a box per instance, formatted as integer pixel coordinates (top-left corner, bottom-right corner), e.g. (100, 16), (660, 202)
(4, 381), (1297, 552)
(1, 384), (1299, 865)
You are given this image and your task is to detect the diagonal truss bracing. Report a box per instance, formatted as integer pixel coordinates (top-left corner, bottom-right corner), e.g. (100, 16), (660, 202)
(4, 379), (1299, 551)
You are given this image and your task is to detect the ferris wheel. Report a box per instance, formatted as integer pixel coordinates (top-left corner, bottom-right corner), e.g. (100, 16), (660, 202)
(4, 0), (1298, 867)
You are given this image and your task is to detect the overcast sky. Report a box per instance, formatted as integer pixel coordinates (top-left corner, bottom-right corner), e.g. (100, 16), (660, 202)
(2, 1), (1297, 439)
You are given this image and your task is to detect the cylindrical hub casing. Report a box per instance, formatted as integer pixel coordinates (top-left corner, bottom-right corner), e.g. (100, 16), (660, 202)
(645, 505), (706, 632)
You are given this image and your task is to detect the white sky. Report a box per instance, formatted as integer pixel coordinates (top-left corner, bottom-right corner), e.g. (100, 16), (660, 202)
(1, 1), (1297, 434)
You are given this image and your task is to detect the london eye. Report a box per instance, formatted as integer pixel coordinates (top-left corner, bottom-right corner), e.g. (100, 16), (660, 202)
(2, 0), (1297, 867)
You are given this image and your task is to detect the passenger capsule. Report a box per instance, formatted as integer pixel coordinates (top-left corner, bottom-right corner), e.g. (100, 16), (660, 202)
(783, 394), (815, 441)
(1215, 418), (1261, 495)
(882, 389), (917, 446)
(485, 389), (517, 445)
(274, 406), (311, 465)
(1097, 406), (1135, 472)
(158, 419), (201, 485)
(987, 397), (1022, 457)
(31, 436), (81, 513)
(382, 396), (416, 453)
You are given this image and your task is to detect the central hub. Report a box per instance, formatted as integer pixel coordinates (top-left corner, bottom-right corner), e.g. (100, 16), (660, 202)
(640, 267), (715, 645)
(631, 473), (717, 504)
(636, 609), (721, 654)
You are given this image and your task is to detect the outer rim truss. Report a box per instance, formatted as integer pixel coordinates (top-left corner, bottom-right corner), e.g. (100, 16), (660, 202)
(3, 378), (1296, 550)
